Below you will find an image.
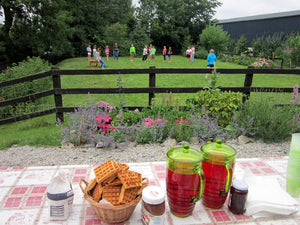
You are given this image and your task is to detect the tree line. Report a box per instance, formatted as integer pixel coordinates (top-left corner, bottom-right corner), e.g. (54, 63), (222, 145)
(0, 0), (221, 68)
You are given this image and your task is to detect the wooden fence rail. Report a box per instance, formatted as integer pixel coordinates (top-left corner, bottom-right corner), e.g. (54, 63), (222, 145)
(0, 67), (299, 125)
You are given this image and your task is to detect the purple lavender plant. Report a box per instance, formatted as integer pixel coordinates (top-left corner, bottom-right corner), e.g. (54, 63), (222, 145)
(293, 84), (299, 102)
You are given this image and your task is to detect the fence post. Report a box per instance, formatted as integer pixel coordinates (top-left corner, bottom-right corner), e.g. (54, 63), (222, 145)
(52, 68), (64, 123)
(243, 66), (254, 102)
(149, 66), (156, 106)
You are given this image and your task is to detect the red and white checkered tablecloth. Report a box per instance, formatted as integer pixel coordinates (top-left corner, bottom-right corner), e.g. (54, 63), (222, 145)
(0, 156), (299, 225)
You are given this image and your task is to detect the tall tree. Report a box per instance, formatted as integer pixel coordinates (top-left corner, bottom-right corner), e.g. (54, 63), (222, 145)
(136, 0), (221, 53)
(0, 0), (134, 65)
(199, 24), (229, 54)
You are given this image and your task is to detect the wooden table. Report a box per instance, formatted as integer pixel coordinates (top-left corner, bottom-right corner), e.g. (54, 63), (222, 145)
(0, 156), (299, 224)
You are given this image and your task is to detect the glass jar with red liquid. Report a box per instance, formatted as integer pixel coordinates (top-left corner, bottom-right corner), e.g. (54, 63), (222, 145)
(166, 145), (205, 217)
(201, 140), (236, 209)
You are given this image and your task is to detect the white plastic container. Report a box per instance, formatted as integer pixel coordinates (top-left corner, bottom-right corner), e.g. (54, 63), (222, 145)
(47, 171), (74, 220)
(286, 133), (300, 197)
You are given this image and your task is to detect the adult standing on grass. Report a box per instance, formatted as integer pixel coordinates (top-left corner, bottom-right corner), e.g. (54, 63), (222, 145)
(130, 44), (136, 61)
(113, 43), (119, 60)
(206, 49), (217, 77)
(86, 45), (91, 61)
(191, 45), (195, 62)
(167, 46), (172, 62)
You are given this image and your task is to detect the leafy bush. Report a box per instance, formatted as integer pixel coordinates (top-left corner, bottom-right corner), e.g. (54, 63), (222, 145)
(252, 32), (285, 58)
(186, 90), (244, 127)
(234, 94), (297, 142)
(194, 48), (208, 59)
(236, 35), (248, 54)
(0, 57), (52, 119)
(199, 25), (230, 54)
(286, 33), (300, 67)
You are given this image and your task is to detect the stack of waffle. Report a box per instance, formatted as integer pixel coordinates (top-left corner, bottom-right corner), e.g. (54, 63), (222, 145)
(88, 160), (146, 206)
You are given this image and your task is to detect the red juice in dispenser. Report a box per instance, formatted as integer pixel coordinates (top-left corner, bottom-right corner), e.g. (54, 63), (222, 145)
(201, 140), (236, 209)
(166, 145), (205, 217)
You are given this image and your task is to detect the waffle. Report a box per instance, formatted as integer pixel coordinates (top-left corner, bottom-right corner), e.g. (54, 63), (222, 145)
(107, 177), (122, 186)
(94, 160), (120, 183)
(92, 183), (103, 202)
(118, 163), (129, 171)
(102, 185), (122, 206)
(118, 170), (142, 189)
(103, 174), (118, 184)
(119, 186), (140, 204)
(87, 178), (97, 194)
(86, 160), (147, 206)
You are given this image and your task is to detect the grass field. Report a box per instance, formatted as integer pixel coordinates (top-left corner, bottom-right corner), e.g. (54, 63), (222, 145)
(0, 55), (298, 150)
(57, 56), (298, 107)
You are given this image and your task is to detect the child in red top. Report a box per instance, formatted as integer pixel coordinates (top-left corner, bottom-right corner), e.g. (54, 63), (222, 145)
(163, 46), (167, 62)
(105, 45), (110, 61)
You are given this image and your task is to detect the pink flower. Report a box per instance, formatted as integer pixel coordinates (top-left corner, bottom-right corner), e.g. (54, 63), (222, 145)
(96, 115), (103, 122)
(6, 69), (9, 72)
(144, 122), (152, 127)
(134, 108), (140, 114)
(96, 115), (112, 122)
(103, 116), (112, 122)
(145, 118), (154, 123)
(98, 123), (115, 133)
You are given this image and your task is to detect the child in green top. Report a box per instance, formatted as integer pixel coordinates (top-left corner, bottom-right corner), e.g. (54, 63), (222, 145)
(130, 44), (136, 61)
(150, 46), (156, 61)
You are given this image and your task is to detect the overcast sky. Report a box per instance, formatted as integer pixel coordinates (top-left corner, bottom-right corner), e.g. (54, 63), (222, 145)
(132, 0), (300, 20)
(214, 0), (300, 19)
(1, 0), (300, 24)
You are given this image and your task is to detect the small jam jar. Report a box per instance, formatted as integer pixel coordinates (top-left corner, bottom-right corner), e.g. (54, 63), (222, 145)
(142, 186), (165, 225)
(228, 179), (248, 215)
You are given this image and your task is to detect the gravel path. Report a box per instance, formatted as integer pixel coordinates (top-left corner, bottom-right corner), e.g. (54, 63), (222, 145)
(0, 138), (291, 167)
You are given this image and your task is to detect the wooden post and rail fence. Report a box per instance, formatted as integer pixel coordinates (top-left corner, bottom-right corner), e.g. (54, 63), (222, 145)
(0, 67), (299, 125)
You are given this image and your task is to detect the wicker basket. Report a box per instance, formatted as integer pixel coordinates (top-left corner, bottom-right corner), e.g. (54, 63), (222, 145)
(79, 178), (147, 224)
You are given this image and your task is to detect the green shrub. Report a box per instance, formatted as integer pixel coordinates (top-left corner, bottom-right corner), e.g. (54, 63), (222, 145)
(194, 48), (208, 59)
(234, 94), (296, 142)
(0, 57), (52, 119)
(186, 90), (244, 127)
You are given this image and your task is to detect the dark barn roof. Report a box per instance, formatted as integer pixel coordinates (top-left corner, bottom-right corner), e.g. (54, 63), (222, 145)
(217, 10), (300, 43)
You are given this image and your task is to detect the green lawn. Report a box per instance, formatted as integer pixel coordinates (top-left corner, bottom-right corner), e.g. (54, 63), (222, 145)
(0, 56), (298, 150)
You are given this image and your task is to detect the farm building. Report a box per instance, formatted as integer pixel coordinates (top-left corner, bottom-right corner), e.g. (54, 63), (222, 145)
(217, 10), (300, 43)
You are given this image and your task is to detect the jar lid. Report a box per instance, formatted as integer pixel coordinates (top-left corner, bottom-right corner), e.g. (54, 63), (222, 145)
(167, 144), (203, 163)
(232, 179), (248, 191)
(142, 186), (165, 205)
(201, 140), (236, 158)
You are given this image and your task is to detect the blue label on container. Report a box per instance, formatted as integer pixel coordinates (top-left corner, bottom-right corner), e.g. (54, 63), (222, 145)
(47, 184), (74, 201)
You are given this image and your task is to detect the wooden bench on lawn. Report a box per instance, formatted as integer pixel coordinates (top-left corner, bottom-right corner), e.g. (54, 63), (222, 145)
(89, 60), (99, 68)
